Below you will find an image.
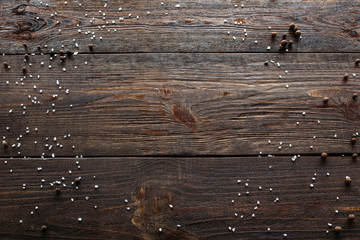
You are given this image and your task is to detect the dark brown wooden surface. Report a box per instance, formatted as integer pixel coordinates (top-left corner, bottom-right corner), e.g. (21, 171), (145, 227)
(1, 0), (360, 239)
(0, 156), (360, 239)
(0, 0), (360, 54)
(0, 53), (360, 157)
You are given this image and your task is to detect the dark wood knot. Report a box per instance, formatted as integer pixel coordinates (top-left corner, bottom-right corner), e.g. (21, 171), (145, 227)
(12, 4), (28, 15)
(172, 105), (198, 129)
(9, 5), (47, 39)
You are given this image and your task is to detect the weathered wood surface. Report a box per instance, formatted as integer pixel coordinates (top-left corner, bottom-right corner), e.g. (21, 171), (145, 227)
(0, 156), (360, 239)
(0, 0), (360, 54)
(1, 53), (360, 157)
(1, 0), (360, 239)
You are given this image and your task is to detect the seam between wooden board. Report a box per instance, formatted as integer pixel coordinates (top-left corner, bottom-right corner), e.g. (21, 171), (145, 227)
(0, 153), (353, 159)
(3, 52), (360, 56)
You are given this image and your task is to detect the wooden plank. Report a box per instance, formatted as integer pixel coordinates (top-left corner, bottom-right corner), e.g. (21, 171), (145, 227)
(1, 53), (360, 157)
(0, 156), (360, 239)
(0, 0), (359, 54)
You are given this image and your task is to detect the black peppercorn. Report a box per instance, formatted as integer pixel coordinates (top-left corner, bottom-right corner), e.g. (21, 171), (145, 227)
(289, 23), (296, 30)
(323, 97), (329, 104)
(348, 214), (356, 221)
(355, 58), (360, 66)
(334, 226), (342, 232)
(280, 40), (287, 46)
(345, 176), (352, 184)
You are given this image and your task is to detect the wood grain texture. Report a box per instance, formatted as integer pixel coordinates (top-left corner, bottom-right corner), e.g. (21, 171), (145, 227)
(1, 1), (360, 239)
(0, 0), (359, 54)
(0, 156), (360, 239)
(1, 53), (360, 157)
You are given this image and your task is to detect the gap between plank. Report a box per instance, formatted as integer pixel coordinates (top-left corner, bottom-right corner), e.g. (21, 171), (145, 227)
(0, 153), (354, 159)
(3, 51), (360, 56)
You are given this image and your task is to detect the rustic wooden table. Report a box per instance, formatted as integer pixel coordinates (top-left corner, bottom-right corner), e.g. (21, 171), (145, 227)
(0, 0), (360, 239)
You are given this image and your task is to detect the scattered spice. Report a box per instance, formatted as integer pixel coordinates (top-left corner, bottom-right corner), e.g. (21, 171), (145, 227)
(323, 97), (329, 104)
(353, 93), (358, 100)
(334, 226), (342, 233)
(289, 23), (296, 30)
(2, 140), (8, 148)
(74, 177), (81, 184)
(345, 176), (352, 184)
(0, 8), (357, 238)
(66, 51), (73, 57)
(343, 73), (349, 80)
(348, 214), (356, 221)
(280, 40), (287, 46)
(356, 58), (360, 66)
(41, 225), (47, 232)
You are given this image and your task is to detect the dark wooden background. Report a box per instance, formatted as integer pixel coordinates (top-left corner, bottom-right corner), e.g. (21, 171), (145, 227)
(0, 0), (360, 239)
